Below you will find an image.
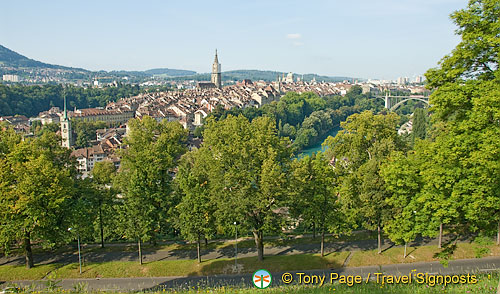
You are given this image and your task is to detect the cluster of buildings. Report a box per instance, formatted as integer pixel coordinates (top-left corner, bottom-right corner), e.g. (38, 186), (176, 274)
(1, 51), (430, 178)
(2, 74), (19, 82)
(71, 128), (124, 178)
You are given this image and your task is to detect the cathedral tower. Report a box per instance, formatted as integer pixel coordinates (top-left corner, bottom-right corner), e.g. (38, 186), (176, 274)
(211, 50), (222, 89)
(60, 94), (73, 148)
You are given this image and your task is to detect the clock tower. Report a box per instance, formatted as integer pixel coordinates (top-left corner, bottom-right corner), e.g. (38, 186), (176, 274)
(211, 49), (222, 89)
(60, 95), (73, 148)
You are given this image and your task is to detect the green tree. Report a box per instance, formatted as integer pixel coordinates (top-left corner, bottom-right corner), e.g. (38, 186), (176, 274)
(324, 111), (405, 254)
(0, 131), (75, 268)
(200, 115), (291, 261)
(175, 149), (216, 263)
(91, 161), (117, 248)
(411, 108), (428, 142)
(73, 120), (107, 148)
(381, 149), (424, 258)
(425, 0), (499, 90)
(425, 0), (500, 246)
(290, 152), (346, 257)
(116, 116), (187, 264)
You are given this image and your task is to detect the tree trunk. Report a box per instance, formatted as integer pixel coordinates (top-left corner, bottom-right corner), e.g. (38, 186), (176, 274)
(197, 234), (202, 263)
(377, 225), (382, 254)
(320, 228), (325, 257)
(138, 238), (142, 265)
(99, 206), (104, 248)
(497, 220), (500, 246)
(438, 223), (443, 249)
(312, 222), (316, 239)
(253, 230), (264, 261)
(205, 237), (208, 247)
(24, 231), (34, 269)
(404, 242), (407, 259)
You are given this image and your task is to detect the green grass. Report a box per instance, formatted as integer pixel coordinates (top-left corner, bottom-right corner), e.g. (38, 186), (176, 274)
(348, 243), (500, 267)
(2, 241), (498, 281)
(0, 252), (349, 281)
(4, 231), (378, 256)
(5, 273), (500, 294)
(168, 274), (500, 294)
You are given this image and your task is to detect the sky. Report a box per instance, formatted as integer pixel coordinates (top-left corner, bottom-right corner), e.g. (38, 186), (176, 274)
(2, 0), (467, 80)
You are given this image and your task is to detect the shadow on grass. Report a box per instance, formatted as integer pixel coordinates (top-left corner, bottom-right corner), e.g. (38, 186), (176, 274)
(381, 243), (395, 253)
(190, 254), (344, 277)
(406, 247), (417, 257)
(145, 254), (344, 291)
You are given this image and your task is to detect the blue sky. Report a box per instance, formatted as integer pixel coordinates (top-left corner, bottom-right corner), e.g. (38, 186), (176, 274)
(2, 0), (466, 79)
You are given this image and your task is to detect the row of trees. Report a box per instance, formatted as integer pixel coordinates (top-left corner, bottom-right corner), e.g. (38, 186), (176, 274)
(0, 0), (498, 270)
(0, 117), (189, 268)
(177, 0), (500, 263)
(1, 100), (498, 268)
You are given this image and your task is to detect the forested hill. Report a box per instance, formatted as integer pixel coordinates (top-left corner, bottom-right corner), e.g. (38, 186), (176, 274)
(0, 83), (141, 117)
(144, 68), (197, 76)
(0, 44), (353, 82)
(0, 45), (195, 77)
(0, 45), (84, 70)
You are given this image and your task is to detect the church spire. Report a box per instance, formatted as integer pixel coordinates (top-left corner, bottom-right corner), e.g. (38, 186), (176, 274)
(211, 49), (222, 89)
(60, 89), (73, 148)
(63, 92), (68, 120)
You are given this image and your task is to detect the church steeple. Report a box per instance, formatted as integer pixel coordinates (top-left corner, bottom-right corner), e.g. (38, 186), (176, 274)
(60, 92), (73, 148)
(63, 94), (68, 120)
(211, 49), (222, 89)
(214, 49), (219, 64)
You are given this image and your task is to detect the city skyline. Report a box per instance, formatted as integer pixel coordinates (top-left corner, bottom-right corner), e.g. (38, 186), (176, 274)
(2, 0), (466, 80)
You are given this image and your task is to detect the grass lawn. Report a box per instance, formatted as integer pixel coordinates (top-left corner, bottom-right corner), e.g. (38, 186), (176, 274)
(0, 252), (349, 280)
(4, 231), (379, 256)
(348, 243), (500, 267)
(1, 241), (498, 281)
(5, 274), (500, 294)
(169, 274), (500, 294)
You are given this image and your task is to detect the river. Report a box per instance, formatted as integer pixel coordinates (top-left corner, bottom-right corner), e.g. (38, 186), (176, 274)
(296, 127), (340, 158)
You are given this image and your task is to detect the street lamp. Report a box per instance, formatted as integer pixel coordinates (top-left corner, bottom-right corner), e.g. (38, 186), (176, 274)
(234, 221), (238, 268)
(68, 228), (82, 274)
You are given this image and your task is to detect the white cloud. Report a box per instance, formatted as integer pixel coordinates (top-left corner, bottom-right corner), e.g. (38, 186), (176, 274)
(293, 41), (304, 47)
(286, 33), (301, 39)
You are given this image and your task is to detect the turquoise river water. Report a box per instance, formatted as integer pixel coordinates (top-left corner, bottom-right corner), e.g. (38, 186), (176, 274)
(296, 127), (340, 158)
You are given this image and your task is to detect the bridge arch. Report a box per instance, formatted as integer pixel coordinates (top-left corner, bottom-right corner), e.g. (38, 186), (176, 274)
(390, 97), (430, 111)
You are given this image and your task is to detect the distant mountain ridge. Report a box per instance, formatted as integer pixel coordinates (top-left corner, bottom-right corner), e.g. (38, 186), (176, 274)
(0, 44), (355, 82)
(0, 45), (198, 78)
(145, 68), (197, 76)
(0, 45), (86, 71)
(165, 70), (354, 83)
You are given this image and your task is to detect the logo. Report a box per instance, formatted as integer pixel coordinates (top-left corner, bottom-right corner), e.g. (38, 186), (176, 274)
(253, 269), (272, 289)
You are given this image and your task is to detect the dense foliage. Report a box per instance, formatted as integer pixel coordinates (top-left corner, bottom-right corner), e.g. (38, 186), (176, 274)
(0, 130), (76, 268)
(207, 86), (383, 152)
(0, 83), (141, 117)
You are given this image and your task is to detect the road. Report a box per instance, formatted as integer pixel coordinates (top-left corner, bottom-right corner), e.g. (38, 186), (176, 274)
(2, 256), (500, 291)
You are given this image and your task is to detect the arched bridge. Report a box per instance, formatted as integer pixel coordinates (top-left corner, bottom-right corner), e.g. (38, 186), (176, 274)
(375, 93), (430, 111)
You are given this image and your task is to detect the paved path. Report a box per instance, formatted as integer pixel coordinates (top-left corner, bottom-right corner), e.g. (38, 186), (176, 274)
(0, 235), (467, 266)
(3, 257), (500, 291)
